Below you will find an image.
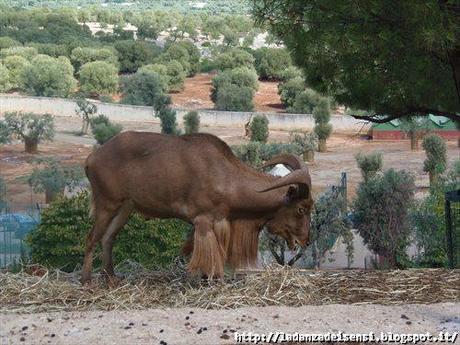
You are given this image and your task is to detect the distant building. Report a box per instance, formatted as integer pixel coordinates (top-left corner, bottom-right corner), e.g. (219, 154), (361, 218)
(370, 114), (459, 140)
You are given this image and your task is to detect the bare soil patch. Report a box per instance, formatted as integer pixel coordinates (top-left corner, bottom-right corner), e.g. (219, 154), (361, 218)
(169, 73), (284, 112)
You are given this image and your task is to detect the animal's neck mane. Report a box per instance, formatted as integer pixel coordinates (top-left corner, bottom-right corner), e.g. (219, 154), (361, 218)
(227, 219), (264, 269)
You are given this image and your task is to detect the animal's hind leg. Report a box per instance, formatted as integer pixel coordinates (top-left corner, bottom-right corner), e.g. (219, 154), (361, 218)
(188, 216), (225, 278)
(101, 201), (133, 284)
(81, 207), (116, 285)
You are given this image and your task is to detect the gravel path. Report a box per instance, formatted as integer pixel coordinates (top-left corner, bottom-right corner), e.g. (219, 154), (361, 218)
(1, 304), (459, 344)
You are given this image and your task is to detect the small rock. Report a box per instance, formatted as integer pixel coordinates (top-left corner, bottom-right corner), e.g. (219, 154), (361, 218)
(159, 329), (164, 333)
(50, 334), (55, 338)
(129, 322), (134, 326)
(229, 329), (236, 333)
(184, 322), (190, 326)
(47, 318), (53, 322)
(21, 326), (28, 331)
(220, 334), (230, 339)
(223, 329), (228, 333)
(124, 326), (131, 330)
(142, 323), (148, 326)
(401, 314), (409, 320)
(185, 316), (190, 320)
(197, 328), (203, 334)
(189, 311), (194, 314)
(20, 337), (25, 342)
(83, 327), (90, 331)
(406, 321), (412, 325)
(160, 341), (167, 345)
(273, 314), (279, 319)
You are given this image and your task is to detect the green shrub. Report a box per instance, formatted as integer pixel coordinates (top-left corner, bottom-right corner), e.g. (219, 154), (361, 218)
(253, 47), (292, 81)
(250, 115), (269, 143)
(26, 191), (190, 272)
(121, 70), (165, 106)
(232, 141), (303, 167)
(290, 132), (318, 152)
(79, 61), (119, 97)
(0, 120), (11, 144)
(291, 89), (322, 114)
(215, 48), (255, 71)
(422, 134), (447, 185)
(2, 55), (30, 89)
(211, 67), (258, 103)
(183, 111), (200, 134)
(157, 107), (180, 135)
(0, 63), (12, 92)
(216, 84), (254, 111)
(355, 152), (383, 182)
(90, 115), (123, 144)
(352, 169), (415, 268)
(21, 55), (76, 97)
(278, 76), (304, 108)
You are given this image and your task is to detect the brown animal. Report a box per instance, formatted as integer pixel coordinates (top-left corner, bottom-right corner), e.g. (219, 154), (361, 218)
(81, 131), (313, 284)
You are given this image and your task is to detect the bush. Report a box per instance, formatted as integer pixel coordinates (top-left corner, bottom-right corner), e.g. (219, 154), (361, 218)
(121, 70), (165, 106)
(0, 63), (11, 92)
(278, 76), (305, 109)
(355, 152), (383, 182)
(114, 40), (161, 73)
(215, 48), (255, 71)
(0, 36), (22, 50)
(351, 169), (415, 268)
(211, 67), (258, 103)
(79, 61), (119, 96)
(165, 60), (186, 92)
(3, 112), (54, 153)
(26, 191), (190, 272)
(28, 157), (83, 203)
(2, 55), (30, 89)
(90, 115), (123, 144)
(157, 107), (180, 135)
(0, 46), (37, 60)
(21, 55), (77, 97)
(313, 98), (332, 151)
(70, 47), (119, 71)
(216, 84), (254, 111)
(183, 111), (200, 134)
(422, 134), (447, 185)
(138, 63), (170, 92)
(232, 141), (303, 167)
(250, 115), (269, 143)
(290, 132), (318, 152)
(253, 47), (292, 80)
(291, 89), (322, 114)
(0, 120), (11, 144)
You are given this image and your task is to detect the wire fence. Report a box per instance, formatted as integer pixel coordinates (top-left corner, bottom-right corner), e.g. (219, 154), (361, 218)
(0, 203), (40, 268)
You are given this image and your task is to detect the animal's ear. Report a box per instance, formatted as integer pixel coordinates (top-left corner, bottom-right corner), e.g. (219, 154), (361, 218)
(283, 186), (298, 205)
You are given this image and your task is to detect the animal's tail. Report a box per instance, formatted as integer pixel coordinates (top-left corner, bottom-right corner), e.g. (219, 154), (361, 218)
(84, 161), (96, 220)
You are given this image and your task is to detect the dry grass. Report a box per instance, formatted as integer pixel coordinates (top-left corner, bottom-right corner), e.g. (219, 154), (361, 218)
(0, 263), (459, 313)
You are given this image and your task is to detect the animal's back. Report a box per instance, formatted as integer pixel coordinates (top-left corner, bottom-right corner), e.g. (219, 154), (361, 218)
(85, 131), (242, 211)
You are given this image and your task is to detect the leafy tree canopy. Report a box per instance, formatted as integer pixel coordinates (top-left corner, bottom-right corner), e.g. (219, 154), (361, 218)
(252, 0), (460, 123)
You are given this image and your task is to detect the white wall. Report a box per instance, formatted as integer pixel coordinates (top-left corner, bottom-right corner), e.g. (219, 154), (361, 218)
(0, 94), (371, 132)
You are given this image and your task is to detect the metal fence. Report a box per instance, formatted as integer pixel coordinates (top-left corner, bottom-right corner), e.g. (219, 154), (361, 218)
(445, 189), (460, 269)
(0, 203), (40, 268)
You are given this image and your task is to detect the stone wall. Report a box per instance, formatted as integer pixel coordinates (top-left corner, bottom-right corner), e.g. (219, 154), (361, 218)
(0, 94), (370, 132)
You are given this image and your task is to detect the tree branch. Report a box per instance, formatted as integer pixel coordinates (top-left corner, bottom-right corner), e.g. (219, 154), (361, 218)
(350, 108), (460, 124)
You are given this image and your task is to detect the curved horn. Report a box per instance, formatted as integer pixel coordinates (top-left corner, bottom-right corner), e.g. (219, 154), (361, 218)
(257, 169), (311, 193)
(259, 154), (307, 172)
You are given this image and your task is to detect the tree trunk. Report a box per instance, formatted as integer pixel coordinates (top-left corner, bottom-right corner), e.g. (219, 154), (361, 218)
(24, 138), (38, 153)
(45, 188), (63, 204)
(81, 118), (90, 135)
(410, 133), (418, 151)
(318, 139), (327, 152)
(303, 150), (315, 162)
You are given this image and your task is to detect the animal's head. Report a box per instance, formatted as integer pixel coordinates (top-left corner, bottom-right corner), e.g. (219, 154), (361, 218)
(258, 154), (313, 250)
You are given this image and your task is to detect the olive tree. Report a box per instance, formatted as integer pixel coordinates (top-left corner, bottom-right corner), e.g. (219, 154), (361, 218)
(250, 115), (269, 143)
(352, 169), (415, 268)
(422, 134), (447, 186)
(0, 63), (11, 92)
(75, 97), (98, 135)
(79, 61), (118, 97)
(28, 157), (83, 203)
(21, 55), (77, 97)
(3, 112), (54, 153)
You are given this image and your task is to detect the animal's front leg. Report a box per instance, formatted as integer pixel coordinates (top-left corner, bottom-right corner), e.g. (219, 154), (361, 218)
(187, 215), (225, 278)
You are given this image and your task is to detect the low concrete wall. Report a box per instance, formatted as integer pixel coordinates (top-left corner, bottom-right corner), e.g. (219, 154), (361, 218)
(0, 94), (369, 132)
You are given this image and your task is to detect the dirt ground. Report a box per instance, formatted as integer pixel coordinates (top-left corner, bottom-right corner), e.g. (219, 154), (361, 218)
(1, 304), (459, 345)
(0, 115), (458, 209)
(169, 73), (284, 112)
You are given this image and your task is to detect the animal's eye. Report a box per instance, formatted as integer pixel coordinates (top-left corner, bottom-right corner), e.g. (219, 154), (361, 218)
(297, 207), (305, 215)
